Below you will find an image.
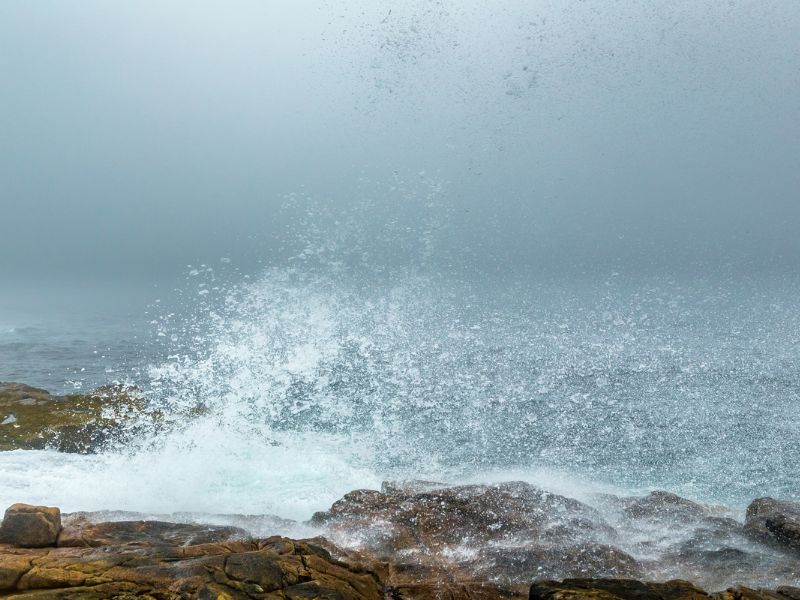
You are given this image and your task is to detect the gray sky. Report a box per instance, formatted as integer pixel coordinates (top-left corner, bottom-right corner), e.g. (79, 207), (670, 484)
(1, 0), (799, 283)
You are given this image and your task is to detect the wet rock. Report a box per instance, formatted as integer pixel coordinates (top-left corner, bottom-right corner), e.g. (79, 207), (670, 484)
(380, 480), (449, 495)
(746, 498), (800, 552)
(623, 491), (706, 522)
(1, 501), (800, 600)
(472, 543), (642, 583)
(392, 582), (528, 600)
(0, 382), (153, 453)
(314, 481), (613, 556)
(57, 516), (246, 547)
(314, 482), (632, 587)
(713, 586), (800, 600)
(0, 504), (61, 547)
(530, 580), (800, 600)
(530, 578), (712, 600)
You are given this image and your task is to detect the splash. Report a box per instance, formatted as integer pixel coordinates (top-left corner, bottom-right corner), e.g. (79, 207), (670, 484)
(2, 179), (799, 522)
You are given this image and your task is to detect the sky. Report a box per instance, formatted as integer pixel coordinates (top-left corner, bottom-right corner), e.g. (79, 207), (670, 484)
(1, 0), (799, 285)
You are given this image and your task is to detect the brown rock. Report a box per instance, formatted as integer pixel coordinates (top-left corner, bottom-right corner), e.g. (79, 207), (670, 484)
(315, 482), (612, 555)
(0, 552), (33, 590)
(530, 578), (711, 600)
(0, 504), (61, 548)
(391, 582), (528, 600)
(57, 516), (245, 548)
(0, 514), (386, 599)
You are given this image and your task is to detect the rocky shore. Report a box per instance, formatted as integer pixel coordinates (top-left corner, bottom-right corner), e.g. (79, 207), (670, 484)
(1, 492), (800, 600)
(2, 382), (799, 598)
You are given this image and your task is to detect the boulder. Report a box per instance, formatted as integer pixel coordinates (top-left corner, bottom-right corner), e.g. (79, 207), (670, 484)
(314, 481), (613, 554)
(745, 498), (800, 552)
(0, 504), (61, 547)
(314, 481), (633, 585)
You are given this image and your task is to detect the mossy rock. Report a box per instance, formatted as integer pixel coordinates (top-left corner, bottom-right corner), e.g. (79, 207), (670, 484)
(0, 382), (154, 453)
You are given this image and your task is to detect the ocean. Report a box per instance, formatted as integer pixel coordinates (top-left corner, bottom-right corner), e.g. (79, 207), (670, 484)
(1, 267), (798, 521)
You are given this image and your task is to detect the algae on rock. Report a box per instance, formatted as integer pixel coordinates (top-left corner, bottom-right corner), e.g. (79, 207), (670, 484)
(0, 382), (154, 453)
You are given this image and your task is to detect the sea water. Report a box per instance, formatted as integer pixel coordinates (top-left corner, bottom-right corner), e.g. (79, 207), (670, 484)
(1, 267), (798, 520)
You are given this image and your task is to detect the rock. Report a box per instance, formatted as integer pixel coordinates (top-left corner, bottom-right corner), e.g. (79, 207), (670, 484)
(0, 382), (154, 453)
(0, 552), (34, 589)
(529, 580), (800, 600)
(472, 543), (642, 583)
(314, 481), (612, 554)
(1, 502), (799, 600)
(530, 578), (712, 600)
(57, 516), (246, 547)
(0, 504), (61, 548)
(713, 587), (800, 600)
(746, 498), (800, 552)
(314, 482), (633, 586)
(392, 582), (528, 600)
(623, 491), (707, 522)
(0, 514), (384, 599)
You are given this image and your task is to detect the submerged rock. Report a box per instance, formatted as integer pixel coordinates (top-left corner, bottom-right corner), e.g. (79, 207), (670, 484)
(0, 504), (61, 548)
(0, 382), (152, 453)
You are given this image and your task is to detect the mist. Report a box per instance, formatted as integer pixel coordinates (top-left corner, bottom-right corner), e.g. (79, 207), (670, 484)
(1, 1), (799, 284)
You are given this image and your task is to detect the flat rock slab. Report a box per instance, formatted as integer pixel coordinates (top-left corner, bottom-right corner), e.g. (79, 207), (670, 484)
(0, 533), (382, 599)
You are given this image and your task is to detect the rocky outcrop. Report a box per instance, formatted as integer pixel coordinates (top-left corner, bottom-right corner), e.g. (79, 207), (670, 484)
(746, 498), (800, 553)
(0, 382), (153, 452)
(0, 516), (384, 599)
(312, 483), (800, 592)
(0, 504), (61, 548)
(0, 509), (798, 600)
(313, 481), (638, 583)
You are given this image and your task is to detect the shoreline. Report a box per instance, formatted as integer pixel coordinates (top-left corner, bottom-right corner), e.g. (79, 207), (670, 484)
(1, 500), (799, 600)
(2, 382), (800, 593)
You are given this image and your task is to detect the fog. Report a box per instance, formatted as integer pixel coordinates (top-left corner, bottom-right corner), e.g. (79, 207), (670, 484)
(1, 1), (799, 284)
